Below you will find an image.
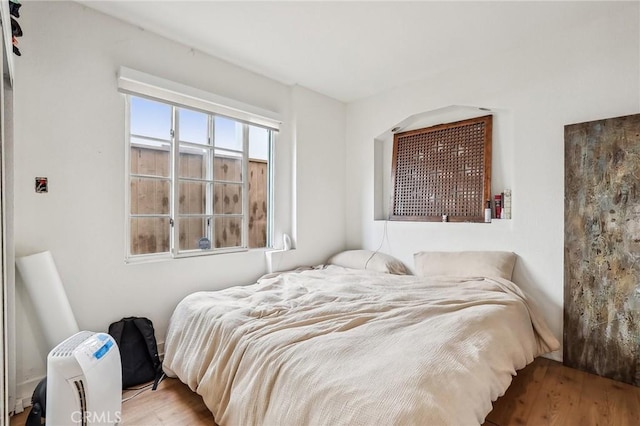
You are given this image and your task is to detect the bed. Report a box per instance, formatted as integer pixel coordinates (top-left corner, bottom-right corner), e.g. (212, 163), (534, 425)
(162, 251), (559, 425)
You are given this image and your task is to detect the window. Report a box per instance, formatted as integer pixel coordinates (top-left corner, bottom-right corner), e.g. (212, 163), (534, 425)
(127, 95), (274, 259)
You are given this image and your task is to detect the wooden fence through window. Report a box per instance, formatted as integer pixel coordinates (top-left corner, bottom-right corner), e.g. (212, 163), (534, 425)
(130, 147), (267, 254)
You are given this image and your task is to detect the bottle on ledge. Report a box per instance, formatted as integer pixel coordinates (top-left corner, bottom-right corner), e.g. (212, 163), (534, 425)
(484, 200), (492, 223)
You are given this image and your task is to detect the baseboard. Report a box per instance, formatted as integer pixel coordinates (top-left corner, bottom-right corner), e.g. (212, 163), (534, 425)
(542, 349), (562, 363)
(13, 375), (44, 413)
(12, 396), (32, 415)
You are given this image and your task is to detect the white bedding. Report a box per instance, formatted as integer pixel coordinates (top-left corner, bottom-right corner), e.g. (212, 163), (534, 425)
(163, 266), (559, 426)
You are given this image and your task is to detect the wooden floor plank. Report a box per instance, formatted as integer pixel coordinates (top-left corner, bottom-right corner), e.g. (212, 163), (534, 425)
(576, 372), (615, 425)
(525, 360), (585, 425)
(597, 375), (640, 426)
(10, 359), (640, 426)
(485, 357), (550, 425)
(9, 378), (214, 426)
(120, 378), (214, 426)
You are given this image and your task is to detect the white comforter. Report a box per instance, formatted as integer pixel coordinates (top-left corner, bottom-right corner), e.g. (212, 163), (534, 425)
(163, 266), (559, 426)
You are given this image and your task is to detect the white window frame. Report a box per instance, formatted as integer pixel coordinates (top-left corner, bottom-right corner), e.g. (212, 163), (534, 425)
(120, 68), (280, 262)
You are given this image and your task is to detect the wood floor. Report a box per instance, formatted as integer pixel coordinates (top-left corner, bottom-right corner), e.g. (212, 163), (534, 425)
(10, 357), (640, 425)
(484, 357), (640, 426)
(9, 378), (215, 426)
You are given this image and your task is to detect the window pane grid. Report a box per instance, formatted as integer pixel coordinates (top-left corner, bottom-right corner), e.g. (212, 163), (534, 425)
(130, 96), (172, 141)
(210, 147), (243, 155)
(178, 140), (216, 150)
(127, 94), (271, 259)
(214, 149), (243, 156)
(178, 216), (209, 251)
(213, 179), (243, 184)
(130, 217), (171, 255)
(178, 177), (214, 184)
(177, 107), (209, 145)
(213, 156), (243, 182)
(178, 180), (208, 215)
(131, 134), (171, 144)
(130, 175), (170, 215)
(241, 123), (249, 249)
(130, 142), (171, 178)
(130, 174), (171, 181)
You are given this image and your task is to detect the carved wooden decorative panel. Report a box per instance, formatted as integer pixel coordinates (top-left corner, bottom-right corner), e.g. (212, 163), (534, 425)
(390, 115), (492, 222)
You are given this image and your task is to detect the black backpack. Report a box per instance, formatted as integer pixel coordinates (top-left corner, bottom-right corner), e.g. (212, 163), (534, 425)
(108, 316), (163, 390)
(25, 377), (46, 426)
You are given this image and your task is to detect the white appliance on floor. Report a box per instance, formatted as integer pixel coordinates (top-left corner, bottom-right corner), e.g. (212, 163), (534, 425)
(46, 331), (122, 425)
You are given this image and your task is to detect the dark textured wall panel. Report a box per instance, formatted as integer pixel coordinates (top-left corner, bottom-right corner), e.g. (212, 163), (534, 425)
(564, 114), (640, 386)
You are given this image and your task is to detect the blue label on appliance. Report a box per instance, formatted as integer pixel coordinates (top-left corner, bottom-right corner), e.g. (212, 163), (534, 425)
(94, 339), (113, 359)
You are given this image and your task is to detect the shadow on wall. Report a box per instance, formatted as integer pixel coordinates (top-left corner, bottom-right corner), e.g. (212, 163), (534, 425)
(511, 257), (562, 361)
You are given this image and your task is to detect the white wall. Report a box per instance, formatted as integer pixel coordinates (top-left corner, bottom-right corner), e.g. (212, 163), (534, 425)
(12, 1), (345, 404)
(345, 3), (640, 361)
(11, 0), (639, 409)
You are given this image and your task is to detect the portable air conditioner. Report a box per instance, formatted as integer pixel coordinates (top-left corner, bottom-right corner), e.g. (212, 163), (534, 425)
(46, 331), (122, 425)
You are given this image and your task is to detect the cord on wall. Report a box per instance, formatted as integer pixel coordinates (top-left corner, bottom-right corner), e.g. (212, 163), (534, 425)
(365, 220), (389, 269)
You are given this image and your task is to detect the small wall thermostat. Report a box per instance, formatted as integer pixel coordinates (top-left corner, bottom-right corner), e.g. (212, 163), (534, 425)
(35, 177), (48, 193)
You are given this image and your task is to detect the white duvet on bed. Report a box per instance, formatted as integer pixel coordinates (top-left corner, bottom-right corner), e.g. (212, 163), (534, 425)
(163, 266), (559, 426)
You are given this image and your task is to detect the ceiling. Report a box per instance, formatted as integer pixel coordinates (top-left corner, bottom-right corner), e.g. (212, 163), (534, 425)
(80, 1), (614, 103)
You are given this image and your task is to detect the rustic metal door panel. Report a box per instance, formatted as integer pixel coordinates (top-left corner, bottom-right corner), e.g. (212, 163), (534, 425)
(564, 113), (640, 386)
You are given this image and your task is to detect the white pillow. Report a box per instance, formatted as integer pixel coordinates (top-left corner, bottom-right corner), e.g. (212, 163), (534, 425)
(327, 250), (409, 275)
(413, 251), (516, 280)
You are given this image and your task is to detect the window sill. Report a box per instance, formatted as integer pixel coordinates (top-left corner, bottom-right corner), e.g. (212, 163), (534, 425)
(124, 247), (274, 265)
(265, 248), (295, 273)
(373, 218), (512, 223)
